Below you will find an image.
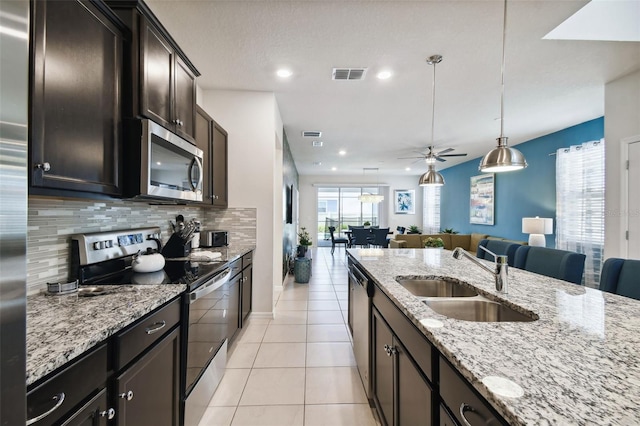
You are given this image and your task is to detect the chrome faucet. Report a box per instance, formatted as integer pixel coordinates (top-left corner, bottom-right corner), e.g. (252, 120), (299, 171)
(452, 246), (508, 293)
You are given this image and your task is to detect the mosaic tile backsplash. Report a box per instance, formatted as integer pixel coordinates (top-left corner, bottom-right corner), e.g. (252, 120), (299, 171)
(27, 197), (256, 294)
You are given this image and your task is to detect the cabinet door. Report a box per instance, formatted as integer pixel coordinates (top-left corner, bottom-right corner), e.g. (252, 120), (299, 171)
(227, 274), (241, 343)
(372, 308), (394, 426)
(174, 56), (196, 141)
(30, 0), (122, 196)
(115, 328), (180, 426)
(61, 389), (110, 426)
(241, 264), (253, 325)
(195, 106), (213, 204)
(211, 121), (228, 207)
(396, 338), (432, 426)
(140, 18), (173, 131)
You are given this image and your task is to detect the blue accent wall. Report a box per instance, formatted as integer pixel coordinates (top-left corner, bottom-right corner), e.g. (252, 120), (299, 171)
(440, 117), (604, 247)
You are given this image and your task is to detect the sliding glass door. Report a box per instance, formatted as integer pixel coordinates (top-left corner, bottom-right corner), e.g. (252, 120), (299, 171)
(317, 187), (380, 243)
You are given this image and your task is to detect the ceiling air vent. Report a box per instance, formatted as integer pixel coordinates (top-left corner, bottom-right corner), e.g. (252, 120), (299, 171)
(302, 131), (322, 138)
(312, 141), (323, 147)
(332, 68), (367, 80)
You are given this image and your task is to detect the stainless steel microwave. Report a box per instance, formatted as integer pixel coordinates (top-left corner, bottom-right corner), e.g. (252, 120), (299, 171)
(125, 119), (203, 202)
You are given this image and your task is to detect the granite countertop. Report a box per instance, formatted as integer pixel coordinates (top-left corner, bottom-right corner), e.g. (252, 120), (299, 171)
(348, 248), (640, 425)
(26, 285), (186, 386)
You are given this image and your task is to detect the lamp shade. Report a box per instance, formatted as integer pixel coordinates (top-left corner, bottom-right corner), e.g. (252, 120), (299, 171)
(479, 137), (527, 172)
(419, 165), (445, 186)
(522, 217), (553, 235)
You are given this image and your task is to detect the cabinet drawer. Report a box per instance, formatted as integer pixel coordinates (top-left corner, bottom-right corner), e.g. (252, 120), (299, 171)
(372, 284), (432, 381)
(115, 298), (180, 370)
(242, 251), (253, 268)
(439, 357), (507, 426)
(27, 344), (107, 426)
(229, 257), (242, 278)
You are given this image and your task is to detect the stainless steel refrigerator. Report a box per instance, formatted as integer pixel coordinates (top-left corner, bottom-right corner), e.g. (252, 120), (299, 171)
(0, 0), (28, 424)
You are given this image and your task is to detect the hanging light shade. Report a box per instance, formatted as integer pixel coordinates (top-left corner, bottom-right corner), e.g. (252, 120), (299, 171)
(359, 167), (384, 203)
(419, 55), (446, 186)
(419, 164), (445, 186)
(479, 0), (527, 173)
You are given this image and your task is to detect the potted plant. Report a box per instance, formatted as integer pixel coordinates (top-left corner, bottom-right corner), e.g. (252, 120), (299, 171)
(441, 228), (459, 234)
(424, 237), (445, 248)
(407, 225), (421, 234)
(363, 221), (371, 227)
(297, 227), (313, 257)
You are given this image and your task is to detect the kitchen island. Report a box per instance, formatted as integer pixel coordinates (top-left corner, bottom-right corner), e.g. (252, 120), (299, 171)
(348, 248), (640, 424)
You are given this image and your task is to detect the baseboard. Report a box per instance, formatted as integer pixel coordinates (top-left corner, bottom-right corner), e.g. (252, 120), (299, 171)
(274, 284), (284, 293)
(250, 311), (275, 320)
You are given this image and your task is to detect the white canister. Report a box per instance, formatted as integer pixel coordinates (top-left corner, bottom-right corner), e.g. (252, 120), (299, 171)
(191, 232), (200, 249)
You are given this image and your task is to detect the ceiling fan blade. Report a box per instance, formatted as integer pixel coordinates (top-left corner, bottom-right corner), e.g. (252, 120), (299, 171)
(439, 153), (468, 157)
(436, 147), (454, 155)
(436, 157), (447, 162)
(397, 156), (426, 160)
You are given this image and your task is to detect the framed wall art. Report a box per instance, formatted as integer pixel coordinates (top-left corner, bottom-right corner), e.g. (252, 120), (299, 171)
(394, 189), (415, 214)
(470, 174), (494, 225)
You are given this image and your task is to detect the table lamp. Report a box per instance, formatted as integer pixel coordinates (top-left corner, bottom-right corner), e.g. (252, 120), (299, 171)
(522, 217), (553, 247)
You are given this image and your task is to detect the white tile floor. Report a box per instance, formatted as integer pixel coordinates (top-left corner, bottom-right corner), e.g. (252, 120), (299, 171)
(198, 247), (379, 426)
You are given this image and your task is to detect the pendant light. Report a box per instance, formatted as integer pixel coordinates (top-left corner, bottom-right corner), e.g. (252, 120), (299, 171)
(479, 0), (527, 173)
(359, 168), (384, 203)
(419, 55), (445, 187)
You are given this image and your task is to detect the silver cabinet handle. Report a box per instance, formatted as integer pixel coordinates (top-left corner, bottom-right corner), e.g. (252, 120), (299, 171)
(459, 403), (481, 426)
(119, 390), (134, 401)
(100, 408), (116, 420)
(383, 344), (396, 357)
(145, 320), (166, 335)
(26, 392), (65, 425)
(35, 162), (51, 172)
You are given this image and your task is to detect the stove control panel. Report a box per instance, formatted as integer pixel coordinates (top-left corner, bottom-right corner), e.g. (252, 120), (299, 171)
(72, 227), (163, 266)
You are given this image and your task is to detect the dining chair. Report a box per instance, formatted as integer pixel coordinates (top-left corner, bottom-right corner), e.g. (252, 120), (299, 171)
(599, 258), (640, 300)
(368, 227), (390, 248)
(476, 239), (522, 267)
(513, 246), (586, 284)
(328, 226), (349, 255)
(351, 228), (372, 248)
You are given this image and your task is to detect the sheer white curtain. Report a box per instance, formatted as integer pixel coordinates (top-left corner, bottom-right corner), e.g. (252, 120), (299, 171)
(423, 186), (441, 234)
(556, 139), (605, 287)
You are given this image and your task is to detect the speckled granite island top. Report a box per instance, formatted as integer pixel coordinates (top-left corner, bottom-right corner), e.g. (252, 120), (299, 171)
(348, 248), (640, 425)
(26, 285), (186, 386)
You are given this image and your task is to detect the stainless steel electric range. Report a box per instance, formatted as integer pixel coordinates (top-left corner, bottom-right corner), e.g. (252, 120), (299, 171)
(70, 227), (232, 426)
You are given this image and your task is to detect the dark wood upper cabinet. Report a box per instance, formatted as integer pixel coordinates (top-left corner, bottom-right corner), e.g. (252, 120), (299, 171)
(195, 105), (228, 207)
(108, 0), (199, 143)
(30, 0), (125, 198)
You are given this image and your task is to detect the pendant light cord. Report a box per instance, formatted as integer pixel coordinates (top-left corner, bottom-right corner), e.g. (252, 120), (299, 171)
(499, 0), (507, 139)
(431, 60), (436, 145)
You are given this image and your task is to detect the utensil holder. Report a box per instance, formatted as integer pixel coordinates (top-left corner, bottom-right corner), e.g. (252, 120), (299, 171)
(162, 234), (192, 258)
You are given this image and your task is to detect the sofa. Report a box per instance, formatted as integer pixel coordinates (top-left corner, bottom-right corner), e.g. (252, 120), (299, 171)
(389, 233), (526, 255)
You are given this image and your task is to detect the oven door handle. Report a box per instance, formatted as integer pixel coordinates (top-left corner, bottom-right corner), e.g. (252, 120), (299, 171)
(190, 268), (232, 303)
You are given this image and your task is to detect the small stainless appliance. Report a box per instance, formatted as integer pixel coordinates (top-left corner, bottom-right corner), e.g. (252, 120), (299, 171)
(349, 261), (373, 398)
(124, 119), (204, 203)
(70, 227), (232, 426)
(201, 231), (228, 248)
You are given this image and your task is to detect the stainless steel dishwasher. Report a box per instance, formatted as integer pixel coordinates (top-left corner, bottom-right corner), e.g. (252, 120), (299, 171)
(349, 262), (373, 399)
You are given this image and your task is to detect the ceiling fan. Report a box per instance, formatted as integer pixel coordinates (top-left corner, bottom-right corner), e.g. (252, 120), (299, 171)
(399, 146), (468, 164)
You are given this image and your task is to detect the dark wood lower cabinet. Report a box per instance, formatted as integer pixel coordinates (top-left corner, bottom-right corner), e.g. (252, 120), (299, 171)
(372, 308), (432, 426)
(60, 389), (110, 426)
(114, 327), (180, 426)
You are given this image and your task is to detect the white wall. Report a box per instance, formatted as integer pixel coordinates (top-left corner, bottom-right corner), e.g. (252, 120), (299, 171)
(298, 174), (424, 245)
(200, 90), (283, 316)
(604, 69), (640, 259)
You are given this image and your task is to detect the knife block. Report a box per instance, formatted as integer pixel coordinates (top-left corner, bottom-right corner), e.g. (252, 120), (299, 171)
(162, 234), (192, 258)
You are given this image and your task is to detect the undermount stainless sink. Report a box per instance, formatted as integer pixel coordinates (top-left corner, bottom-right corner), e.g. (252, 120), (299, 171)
(423, 298), (537, 322)
(396, 277), (478, 298)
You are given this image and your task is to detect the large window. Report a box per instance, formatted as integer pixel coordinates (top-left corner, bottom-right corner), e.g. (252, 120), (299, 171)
(317, 187), (381, 242)
(556, 139), (605, 287)
(423, 186), (441, 234)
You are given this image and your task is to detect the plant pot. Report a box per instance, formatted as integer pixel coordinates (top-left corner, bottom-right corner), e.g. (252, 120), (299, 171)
(297, 245), (308, 258)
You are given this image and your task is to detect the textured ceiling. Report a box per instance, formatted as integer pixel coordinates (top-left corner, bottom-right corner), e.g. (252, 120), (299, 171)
(146, 0), (640, 176)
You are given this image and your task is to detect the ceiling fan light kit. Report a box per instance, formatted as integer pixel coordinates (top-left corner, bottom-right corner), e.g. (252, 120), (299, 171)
(479, 0), (527, 173)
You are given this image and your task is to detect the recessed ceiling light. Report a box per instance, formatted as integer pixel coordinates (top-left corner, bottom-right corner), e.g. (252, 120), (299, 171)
(276, 69), (293, 78)
(331, 167), (337, 171)
(339, 150), (346, 156)
(377, 71), (392, 80)
(405, 167), (411, 171)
